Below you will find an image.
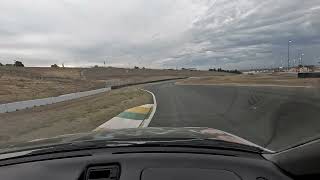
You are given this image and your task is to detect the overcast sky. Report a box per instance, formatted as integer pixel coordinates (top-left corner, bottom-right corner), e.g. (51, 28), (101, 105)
(0, 0), (320, 69)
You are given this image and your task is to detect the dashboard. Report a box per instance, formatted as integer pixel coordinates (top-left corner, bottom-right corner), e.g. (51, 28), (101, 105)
(0, 147), (292, 180)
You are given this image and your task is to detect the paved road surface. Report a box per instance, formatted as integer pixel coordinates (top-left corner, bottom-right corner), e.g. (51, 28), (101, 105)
(145, 82), (320, 151)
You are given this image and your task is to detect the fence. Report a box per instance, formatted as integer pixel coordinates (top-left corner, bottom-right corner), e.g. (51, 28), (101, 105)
(0, 87), (111, 113)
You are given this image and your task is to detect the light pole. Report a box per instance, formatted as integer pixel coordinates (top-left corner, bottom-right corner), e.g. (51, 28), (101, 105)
(300, 53), (304, 66)
(287, 40), (292, 71)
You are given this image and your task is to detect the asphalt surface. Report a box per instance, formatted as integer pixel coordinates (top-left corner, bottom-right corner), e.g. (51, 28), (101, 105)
(145, 82), (320, 151)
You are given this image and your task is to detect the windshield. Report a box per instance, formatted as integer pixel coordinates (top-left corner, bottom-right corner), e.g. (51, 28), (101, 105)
(0, 0), (320, 154)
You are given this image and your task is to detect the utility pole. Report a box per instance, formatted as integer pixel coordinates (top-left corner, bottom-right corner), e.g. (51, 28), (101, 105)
(300, 53), (304, 66)
(288, 40), (292, 71)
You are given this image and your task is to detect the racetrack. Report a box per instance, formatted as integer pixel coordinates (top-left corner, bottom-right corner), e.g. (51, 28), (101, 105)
(145, 81), (320, 151)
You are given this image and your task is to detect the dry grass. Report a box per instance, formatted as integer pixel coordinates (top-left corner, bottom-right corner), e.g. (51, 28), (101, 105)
(0, 87), (152, 146)
(0, 66), (229, 103)
(0, 67), (105, 103)
(177, 73), (320, 87)
(0, 77), (106, 103)
(83, 67), (230, 80)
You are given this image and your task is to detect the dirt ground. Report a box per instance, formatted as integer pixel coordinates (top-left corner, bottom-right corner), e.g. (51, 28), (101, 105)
(177, 72), (320, 87)
(0, 66), (229, 103)
(0, 87), (152, 147)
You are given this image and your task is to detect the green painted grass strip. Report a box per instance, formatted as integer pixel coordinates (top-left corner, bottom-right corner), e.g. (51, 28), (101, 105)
(117, 111), (148, 120)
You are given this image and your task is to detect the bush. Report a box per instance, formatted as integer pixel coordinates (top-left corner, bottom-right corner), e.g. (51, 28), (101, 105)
(14, 61), (24, 67)
(51, 64), (59, 68)
(211, 67), (242, 74)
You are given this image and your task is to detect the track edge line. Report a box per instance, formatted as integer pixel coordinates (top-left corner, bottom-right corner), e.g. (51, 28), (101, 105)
(139, 89), (157, 127)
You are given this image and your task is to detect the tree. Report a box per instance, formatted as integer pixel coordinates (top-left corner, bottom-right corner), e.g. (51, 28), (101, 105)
(134, 66), (139, 69)
(51, 64), (59, 68)
(14, 61), (24, 67)
(0, 62), (3, 66)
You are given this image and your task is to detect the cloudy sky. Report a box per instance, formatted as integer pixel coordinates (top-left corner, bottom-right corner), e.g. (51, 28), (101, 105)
(0, 0), (320, 69)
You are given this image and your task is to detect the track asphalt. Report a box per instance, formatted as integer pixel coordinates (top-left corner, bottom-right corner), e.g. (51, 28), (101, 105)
(145, 81), (320, 151)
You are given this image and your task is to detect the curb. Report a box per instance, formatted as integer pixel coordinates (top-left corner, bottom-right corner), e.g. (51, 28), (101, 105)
(94, 104), (154, 131)
(139, 89), (157, 127)
(93, 89), (157, 130)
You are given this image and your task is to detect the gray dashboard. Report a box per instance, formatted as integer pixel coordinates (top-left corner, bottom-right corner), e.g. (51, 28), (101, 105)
(0, 147), (292, 180)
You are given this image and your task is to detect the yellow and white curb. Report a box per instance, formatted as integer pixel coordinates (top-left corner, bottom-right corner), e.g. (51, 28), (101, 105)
(94, 89), (157, 131)
(139, 89), (157, 127)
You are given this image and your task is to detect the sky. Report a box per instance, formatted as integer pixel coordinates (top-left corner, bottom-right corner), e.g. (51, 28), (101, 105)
(0, 0), (320, 70)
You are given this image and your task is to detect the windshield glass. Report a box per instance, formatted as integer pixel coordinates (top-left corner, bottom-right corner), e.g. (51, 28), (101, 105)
(0, 0), (320, 153)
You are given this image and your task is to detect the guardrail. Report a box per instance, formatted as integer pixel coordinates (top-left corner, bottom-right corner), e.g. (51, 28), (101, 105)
(111, 77), (187, 89)
(0, 77), (187, 114)
(0, 87), (111, 113)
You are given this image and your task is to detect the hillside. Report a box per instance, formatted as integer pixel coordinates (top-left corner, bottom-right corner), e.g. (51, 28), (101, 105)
(0, 66), (230, 103)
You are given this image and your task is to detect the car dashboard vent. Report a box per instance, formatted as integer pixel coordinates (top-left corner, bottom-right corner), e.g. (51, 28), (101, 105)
(86, 165), (120, 180)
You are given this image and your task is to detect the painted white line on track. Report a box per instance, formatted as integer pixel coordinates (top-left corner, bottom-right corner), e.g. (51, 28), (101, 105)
(140, 89), (157, 127)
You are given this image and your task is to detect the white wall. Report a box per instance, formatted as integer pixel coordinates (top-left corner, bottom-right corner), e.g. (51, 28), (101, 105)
(0, 87), (111, 113)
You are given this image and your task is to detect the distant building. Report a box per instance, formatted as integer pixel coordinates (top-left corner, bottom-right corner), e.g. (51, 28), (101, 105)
(289, 65), (315, 72)
(185, 68), (197, 71)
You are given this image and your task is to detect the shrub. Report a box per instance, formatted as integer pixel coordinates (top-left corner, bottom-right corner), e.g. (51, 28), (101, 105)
(14, 61), (24, 67)
(51, 64), (59, 68)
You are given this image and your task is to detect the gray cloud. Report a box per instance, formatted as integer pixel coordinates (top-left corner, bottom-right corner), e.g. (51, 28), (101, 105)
(0, 0), (320, 69)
